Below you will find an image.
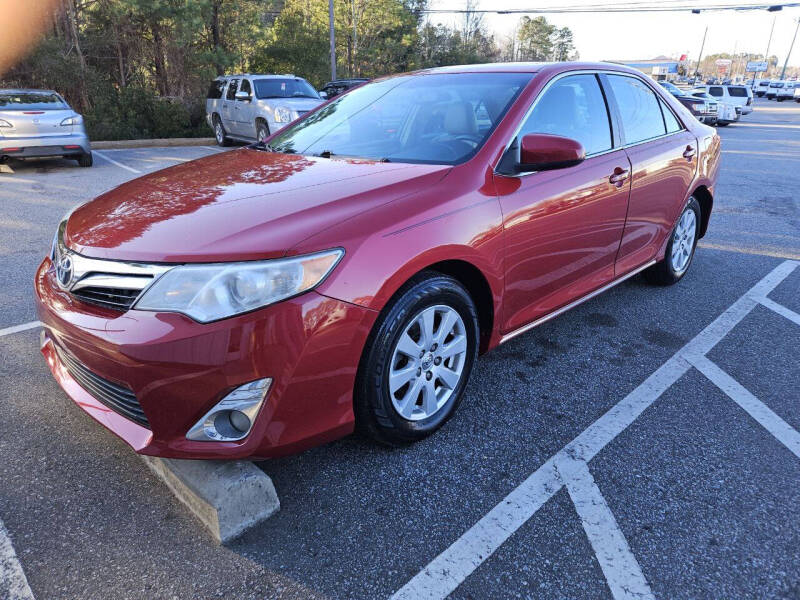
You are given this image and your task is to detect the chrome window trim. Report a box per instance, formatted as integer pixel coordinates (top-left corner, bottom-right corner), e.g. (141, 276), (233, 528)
(495, 68), (688, 178)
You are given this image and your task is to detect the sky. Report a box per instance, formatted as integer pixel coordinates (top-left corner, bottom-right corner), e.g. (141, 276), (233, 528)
(424, 0), (800, 66)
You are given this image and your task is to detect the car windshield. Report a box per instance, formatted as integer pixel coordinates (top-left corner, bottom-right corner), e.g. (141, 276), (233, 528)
(0, 92), (68, 110)
(253, 78), (319, 99)
(267, 72), (532, 165)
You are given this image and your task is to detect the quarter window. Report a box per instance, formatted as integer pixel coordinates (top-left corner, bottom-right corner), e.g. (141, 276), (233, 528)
(659, 99), (682, 134)
(606, 75), (666, 145)
(519, 74), (612, 156)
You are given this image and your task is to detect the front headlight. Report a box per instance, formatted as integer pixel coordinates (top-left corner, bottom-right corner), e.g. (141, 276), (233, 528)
(273, 106), (293, 123)
(60, 115), (83, 126)
(135, 249), (344, 322)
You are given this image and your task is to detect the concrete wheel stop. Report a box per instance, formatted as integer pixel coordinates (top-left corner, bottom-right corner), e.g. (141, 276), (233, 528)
(141, 456), (279, 543)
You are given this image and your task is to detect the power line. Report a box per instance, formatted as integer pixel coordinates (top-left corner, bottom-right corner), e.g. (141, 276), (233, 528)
(420, 2), (800, 13)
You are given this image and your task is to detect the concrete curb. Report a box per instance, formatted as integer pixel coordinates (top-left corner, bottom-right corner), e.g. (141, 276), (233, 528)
(91, 138), (215, 149)
(141, 456), (279, 544)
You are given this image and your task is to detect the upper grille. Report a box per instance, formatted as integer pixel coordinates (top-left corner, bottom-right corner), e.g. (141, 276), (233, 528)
(71, 286), (141, 311)
(55, 344), (150, 428)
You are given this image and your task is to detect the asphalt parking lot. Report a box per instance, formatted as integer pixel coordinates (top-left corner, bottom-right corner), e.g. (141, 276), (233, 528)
(1, 99), (799, 600)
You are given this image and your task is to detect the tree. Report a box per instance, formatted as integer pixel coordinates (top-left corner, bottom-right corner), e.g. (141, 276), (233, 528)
(517, 16), (553, 62)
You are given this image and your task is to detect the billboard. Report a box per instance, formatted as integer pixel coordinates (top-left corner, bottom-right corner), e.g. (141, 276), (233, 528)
(746, 60), (769, 72)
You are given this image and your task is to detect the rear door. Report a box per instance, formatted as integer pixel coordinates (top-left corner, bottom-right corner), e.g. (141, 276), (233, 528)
(602, 73), (697, 275)
(222, 79), (238, 133)
(496, 73), (632, 332)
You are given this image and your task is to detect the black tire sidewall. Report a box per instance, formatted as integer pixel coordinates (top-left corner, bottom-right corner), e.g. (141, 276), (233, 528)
(357, 275), (479, 442)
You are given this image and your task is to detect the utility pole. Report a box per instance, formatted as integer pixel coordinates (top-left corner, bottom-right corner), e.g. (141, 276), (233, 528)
(780, 17), (800, 80)
(760, 14), (777, 81)
(329, 0), (337, 81)
(695, 25), (708, 82)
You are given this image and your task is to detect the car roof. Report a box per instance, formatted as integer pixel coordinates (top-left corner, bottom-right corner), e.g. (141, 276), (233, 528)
(214, 74), (306, 80)
(0, 88), (61, 94)
(414, 61), (653, 77)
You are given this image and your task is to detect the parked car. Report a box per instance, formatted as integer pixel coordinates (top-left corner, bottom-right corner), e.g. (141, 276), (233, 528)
(205, 74), (323, 145)
(754, 78), (771, 97)
(319, 78), (369, 99)
(690, 91), (736, 126)
(692, 84), (753, 115)
(766, 80), (786, 99)
(777, 81), (798, 101)
(37, 62), (720, 460)
(794, 85), (800, 102)
(659, 81), (717, 124)
(0, 89), (92, 167)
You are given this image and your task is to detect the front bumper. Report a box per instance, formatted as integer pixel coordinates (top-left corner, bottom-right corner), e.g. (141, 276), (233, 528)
(35, 257), (377, 459)
(0, 132), (90, 158)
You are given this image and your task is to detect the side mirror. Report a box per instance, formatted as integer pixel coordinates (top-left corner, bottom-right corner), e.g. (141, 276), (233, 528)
(319, 91), (328, 99)
(235, 90), (250, 101)
(517, 133), (585, 172)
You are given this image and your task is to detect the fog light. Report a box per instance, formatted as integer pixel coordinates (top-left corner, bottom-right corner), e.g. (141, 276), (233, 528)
(186, 378), (271, 442)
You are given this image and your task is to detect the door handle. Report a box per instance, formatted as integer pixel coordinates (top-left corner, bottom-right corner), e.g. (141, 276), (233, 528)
(609, 167), (629, 186)
(683, 145), (696, 160)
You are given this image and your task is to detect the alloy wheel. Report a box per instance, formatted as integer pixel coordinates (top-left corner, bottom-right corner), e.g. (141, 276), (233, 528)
(670, 208), (697, 274)
(388, 304), (468, 421)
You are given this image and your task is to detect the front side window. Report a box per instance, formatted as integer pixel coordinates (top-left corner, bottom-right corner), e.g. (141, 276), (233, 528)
(0, 92), (68, 110)
(606, 75), (666, 145)
(268, 72), (531, 165)
(519, 74), (612, 156)
(226, 79), (239, 100)
(253, 78), (319, 99)
(238, 79), (252, 98)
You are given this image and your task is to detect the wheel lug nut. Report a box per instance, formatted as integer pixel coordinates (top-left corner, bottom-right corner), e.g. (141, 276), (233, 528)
(426, 371), (432, 380)
(434, 357), (442, 365)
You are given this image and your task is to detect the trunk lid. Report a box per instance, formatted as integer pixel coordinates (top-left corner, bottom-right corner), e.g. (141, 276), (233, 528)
(0, 108), (76, 138)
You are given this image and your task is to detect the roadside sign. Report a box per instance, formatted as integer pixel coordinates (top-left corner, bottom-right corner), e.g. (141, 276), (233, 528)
(746, 60), (769, 72)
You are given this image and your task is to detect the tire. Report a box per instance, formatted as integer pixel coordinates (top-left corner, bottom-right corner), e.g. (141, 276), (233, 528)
(355, 272), (479, 446)
(256, 121), (270, 143)
(644, 196), (701, 286)
(213, 115), (231, 146)
(717, 121), (729, 127)
(76, 152), (93, 168)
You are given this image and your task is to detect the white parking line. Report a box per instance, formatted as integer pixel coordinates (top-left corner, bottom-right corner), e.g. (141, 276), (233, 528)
(0, 519), (35, 600)
(690, 355), (800, 460)
(561, 459), (655, 600)
(391, 259), (797, 600)
(92, 151), (142, 174)
(758, 297), (800, 326)
(0, 321), (41, 338)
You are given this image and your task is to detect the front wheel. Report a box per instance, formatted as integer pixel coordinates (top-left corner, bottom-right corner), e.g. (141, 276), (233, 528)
(256, 121), (270, 144)
(355, 273), (479, 445)
(644, 197), (701, 286)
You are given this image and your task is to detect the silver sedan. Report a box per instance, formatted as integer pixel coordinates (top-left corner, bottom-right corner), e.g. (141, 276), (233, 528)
(0, 89), (92, 167)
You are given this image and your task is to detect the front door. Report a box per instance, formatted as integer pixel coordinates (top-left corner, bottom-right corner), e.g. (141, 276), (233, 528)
(234, 78), (256, 138)
(496, 73), (631, 333)
(222, 78), (239, 134)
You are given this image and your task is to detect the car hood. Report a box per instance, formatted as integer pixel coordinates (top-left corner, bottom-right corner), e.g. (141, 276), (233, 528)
(65, 148), (450, 263)
(260, 97), (322, 111)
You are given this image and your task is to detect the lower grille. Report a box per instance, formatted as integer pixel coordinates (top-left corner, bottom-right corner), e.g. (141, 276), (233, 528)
(55, 344), (150, 428)
(71, 286), (141, 311)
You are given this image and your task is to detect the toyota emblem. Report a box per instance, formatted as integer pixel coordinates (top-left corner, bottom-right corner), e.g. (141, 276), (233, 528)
(56, 253), (74, 289)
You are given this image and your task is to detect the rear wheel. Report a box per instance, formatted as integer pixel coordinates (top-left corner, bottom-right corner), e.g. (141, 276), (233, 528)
(355, 273), (479, 445)
(213, 115), (231, 146)
(644, 196), (701, 286)
(76, 152), (93, 168)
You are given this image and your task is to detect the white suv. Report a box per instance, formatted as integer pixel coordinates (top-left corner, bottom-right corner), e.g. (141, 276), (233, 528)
(693, 84), (753, 115)
(206, 74), (323, 146)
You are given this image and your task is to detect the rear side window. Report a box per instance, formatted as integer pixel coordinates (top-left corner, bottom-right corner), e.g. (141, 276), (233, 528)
(206, 80), (226, 99)
(659, 98), (681, 134)
(520, 74), (612, 156)
(226, 79), (239, 100)
(708, 86), (724, 97)
(606, 75), (666, 145)
(727, 86), (748, 97)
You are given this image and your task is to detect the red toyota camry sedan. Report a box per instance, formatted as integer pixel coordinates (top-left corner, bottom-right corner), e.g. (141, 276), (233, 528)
(36, 62), (720, 460)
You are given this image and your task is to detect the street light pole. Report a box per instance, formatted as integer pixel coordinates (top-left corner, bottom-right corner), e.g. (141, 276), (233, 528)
(780, 18), (800, 80)
(329, 0), (337, 81)
(695, 25), (708, 82)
